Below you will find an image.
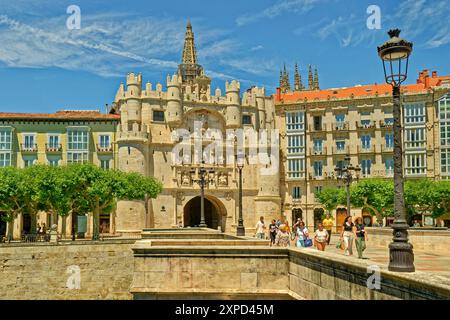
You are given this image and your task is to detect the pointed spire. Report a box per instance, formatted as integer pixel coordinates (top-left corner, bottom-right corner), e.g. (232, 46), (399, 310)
(308, 64), (314, 90)
(313, 66), (320, 90)
(279, 69), (284, 89)
(182, 20), (197, 65)
(283, 64), (291, 92)
(294, 63), (303, 91)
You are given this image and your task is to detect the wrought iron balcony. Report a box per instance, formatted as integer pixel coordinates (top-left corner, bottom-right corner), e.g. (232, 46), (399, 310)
(309, 147), (327, 156)
(357, 145), (376, 153)
(381, 144), (394, 153)
(96, 144), (113, 153)
(308, 123), (327, 132)
(45, 144), (63, 153)
(332, 122), (349, 131)
(356, 121), (376, 130)
(20, 143), (38, 153)
(379, 120), (394, 129)
(332, 146), (349, 155)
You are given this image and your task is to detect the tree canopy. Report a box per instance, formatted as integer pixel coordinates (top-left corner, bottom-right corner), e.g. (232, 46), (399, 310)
(315, 178), (450, 222)
(0, 164), (162, 240)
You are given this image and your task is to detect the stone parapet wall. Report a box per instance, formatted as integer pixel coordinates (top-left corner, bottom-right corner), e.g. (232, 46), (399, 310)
(0, 241), (134, 300)
(366, 227), (450, 253)
(289, 248), (450, 300)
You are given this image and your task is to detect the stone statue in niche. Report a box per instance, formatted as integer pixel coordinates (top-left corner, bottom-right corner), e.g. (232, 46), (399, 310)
(218, 173), (228, 186)
(181, 171), (191, 186)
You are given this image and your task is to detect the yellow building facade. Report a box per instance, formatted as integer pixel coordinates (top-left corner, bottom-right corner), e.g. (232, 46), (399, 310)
(0, 111), (119, 239)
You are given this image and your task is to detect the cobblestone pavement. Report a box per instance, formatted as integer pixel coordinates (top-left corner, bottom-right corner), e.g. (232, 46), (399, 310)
(291, 236), (450, 276)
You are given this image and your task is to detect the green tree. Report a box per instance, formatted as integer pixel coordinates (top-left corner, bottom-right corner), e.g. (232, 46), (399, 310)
(0, 167), (30, 241)
(315, 187), (345, 218)
(350, 179), (394, 223)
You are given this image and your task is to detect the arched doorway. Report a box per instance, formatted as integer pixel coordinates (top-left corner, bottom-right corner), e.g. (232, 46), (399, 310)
(313, 208), (324, 230)
(183, 196), (226, 230)
(292, 208), (303, 225)
(336, 208), (348, 233)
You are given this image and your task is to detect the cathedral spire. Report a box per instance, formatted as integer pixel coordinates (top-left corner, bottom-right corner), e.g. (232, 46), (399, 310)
(283, 64), (291, 92)
(308, 64), (314, 90)
(294, 63), (303, 91)
(178, 21), (206, 86)
(313, 66), (320, 90)
(182, 20), (197, 65)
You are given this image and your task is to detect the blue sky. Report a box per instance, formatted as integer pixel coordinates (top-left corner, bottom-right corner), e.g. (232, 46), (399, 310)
(0, 0), (449, 113)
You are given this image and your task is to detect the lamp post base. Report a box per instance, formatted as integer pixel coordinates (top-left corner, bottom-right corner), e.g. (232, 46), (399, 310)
(388, 242), (415, 272)
(236, 225), (245, 237)
(199, 223), (207, 228)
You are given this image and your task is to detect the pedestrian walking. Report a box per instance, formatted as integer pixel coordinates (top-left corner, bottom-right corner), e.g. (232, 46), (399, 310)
(275, 223), (290, 247)
(355, 217), (368, 259)
(322, 214), (334, 245)
(269, 219), (278, 246)
(255, 216), (266, 240)
(296, 221), (311, 248)
(314, 223), (329, 251)
(340, 216), (354, 256)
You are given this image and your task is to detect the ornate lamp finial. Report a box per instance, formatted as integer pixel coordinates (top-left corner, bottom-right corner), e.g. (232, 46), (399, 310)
(388, 29), (401, 38)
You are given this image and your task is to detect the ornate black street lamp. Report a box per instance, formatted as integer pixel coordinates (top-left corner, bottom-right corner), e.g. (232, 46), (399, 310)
(378, 29), (415, 272)
(191, 161), (215, 228)
(236, 160), (245, 236)
(334, 155), (361, 217)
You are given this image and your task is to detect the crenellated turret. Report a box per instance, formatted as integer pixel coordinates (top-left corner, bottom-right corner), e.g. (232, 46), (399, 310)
(166, 74), (183, 125)
(225, 80), (241, 128)
(126, 72), (143, 123)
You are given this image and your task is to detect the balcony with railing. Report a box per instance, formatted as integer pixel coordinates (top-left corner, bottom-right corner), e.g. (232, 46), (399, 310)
(356, 121), (376, 130)
(379, 120), (394, 130)
(331, 122), (349, 131)
(357, 145), (376, 153)
(308, 123), (327, 133)
(20, 143), (38, 153)
(332, 146), (349, 155)
(309, 147), (327, 156)
(381, 144), (394, 153)
(96, 144), (113, 154)
(45, 143), (63, 153)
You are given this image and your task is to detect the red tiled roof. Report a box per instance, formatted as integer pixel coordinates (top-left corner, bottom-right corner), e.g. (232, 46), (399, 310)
(275, 69), (450, 103)
(0, 110), (120, 121)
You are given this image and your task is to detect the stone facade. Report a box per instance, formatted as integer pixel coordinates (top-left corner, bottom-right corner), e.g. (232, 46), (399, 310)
(0, 241), (134, 300)
(113, 23), (279, 234)
(276, 69), (450, 230)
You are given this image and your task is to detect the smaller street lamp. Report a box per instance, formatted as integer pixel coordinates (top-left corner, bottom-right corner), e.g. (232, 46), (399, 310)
(191, 160), (215, 228)
(236, 159), (245, 236)
(334, 155), (361, 218)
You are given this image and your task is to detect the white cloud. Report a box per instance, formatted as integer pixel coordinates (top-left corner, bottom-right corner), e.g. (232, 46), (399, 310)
(295, 0), (450, 49)
(250, 45), (264, 51)
(236, 0), (321, 26)
(0, 13), (266, 82)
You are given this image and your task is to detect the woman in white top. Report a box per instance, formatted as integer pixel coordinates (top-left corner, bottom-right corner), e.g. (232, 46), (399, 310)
(314, 223), (329, 251)
(296, 221), (309, 247)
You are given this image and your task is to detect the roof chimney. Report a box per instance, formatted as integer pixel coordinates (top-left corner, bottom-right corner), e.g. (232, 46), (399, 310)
(276, 87), (282, 101)
(432, 71), (437, 78)
(106, 103), (109, 114)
